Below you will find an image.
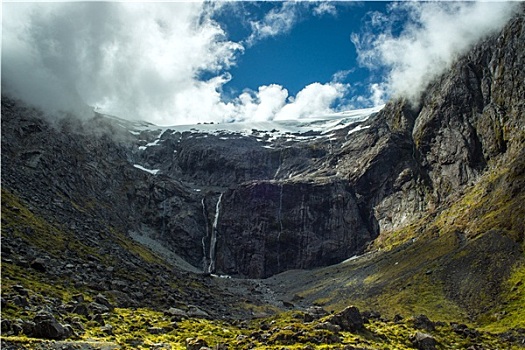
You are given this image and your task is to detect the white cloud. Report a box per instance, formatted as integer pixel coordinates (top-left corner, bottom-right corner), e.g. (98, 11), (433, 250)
(1, 2), (349, 125)
(235, 85), (289, 122)
(245, 2), (300, 46)
(353, 2), (519, 104)
(313, 2), (337, 17)
(275, 82), (347, 120)
(2, 2), (243, 124)
(369, 83), (386, 107)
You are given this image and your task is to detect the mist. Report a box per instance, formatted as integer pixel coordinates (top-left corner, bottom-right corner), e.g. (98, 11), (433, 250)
(2, 2), (346, 125)
(353, 1), (520, 104)
(2, 2), (242, 124)
(2, 2), (519, 125)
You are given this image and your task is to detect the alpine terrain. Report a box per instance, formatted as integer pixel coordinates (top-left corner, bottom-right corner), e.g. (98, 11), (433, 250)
(2, 6), (525, 350)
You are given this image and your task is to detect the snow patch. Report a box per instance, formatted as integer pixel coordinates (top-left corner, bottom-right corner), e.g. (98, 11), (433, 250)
(348, 124), (371, 135)
(146, 139), (161, 147)
(133, 164), (160, 175)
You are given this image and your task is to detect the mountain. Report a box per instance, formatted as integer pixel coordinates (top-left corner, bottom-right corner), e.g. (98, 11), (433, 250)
(1, 6), (524, 350)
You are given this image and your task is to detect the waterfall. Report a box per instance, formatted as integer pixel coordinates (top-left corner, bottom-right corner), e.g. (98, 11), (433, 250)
(201, 198), (209, 272)
(207, 193), (223, 274)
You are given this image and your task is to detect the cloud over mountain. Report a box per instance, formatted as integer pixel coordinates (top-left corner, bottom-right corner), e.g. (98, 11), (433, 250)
(2, 2), (518, 125)
(352, 1), (519, 104)
(2, 2), (347, 125)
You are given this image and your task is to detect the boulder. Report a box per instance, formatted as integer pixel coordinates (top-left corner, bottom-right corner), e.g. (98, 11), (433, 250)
(30, 258), (47, 272)
(410, 331), (438, 350)
(185, 337), (208, 350)
(326, 306), (364, 332)
(95, 293), (114, 311)
(410, 314), (436, 332)
(72, 303), (90, 317)
(1, 319), (12, 334)
(304, 306), (329, 322)
(32, 312), (67, 340)
(88, 302), (110, 315)
(166, 307), (187, 319)
(187, 305), (209, 318)
(314, 322), (341, 333)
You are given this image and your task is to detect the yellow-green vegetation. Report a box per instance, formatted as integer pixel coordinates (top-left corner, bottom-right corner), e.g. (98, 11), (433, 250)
(1, 262), (89, 308)
(1, 189), (100, 260)
(347, 156), (525, 327)
(374, 152), (525, 252)
(2, 188), (168, 268)
(479, 263), (525, 332)
(2, 306), (522, 349)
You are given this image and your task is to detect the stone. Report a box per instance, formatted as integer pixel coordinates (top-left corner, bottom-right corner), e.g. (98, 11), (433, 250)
(314, 322), (341, 333)
(12, 285), (29, 296)
(11, 295), (29, 308)
(451, 323), (480, 338)
(21, 320), (36, 336)
(100, 324), (113, 335)
(326, 306), (364, 332)
(304, 306), (328, 322)
(185, 337), (208, 350)
(187, 305), (209, 318)
(1, 319), (12, 334)
(32, 312), (67, 340)
(361, 310), (381, 322)
(95, 293), (114, 311)
(410, 314), (436, 332)
(71, 294), (85, 303)
(147, 327), (166, 335)
(166, 307), (187, 319)
(30, 258), (47, 272)
(88, 302), (110, 315)
(410, 331), (438, 350)
(72, 303), (90, 317)
(11, 322), (23, 335)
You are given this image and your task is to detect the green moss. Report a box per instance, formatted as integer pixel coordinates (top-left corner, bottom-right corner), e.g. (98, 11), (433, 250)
(479, 263), (525, 332)
(2, 305), (522, 349)
(1, 189), (100, 259)
(1, 260), (87, 304)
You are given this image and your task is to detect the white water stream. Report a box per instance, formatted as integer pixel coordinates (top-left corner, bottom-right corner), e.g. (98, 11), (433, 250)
(207, 193), (223, 274)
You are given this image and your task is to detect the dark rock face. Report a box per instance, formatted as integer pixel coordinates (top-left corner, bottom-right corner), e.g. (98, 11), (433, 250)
(216, 180), (372, 278)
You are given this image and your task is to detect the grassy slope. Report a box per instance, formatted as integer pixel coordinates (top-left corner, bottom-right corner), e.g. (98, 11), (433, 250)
(281, 152), (525, 333)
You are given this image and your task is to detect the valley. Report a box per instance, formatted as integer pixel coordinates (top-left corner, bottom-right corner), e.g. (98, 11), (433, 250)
(2, 6), (525, 350)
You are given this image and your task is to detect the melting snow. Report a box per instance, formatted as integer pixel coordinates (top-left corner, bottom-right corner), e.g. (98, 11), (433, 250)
(348, 124), (371, 135)
(133, 164), (160, 175)
(109, 105), (384, 149)
(146, 139), (161, 147)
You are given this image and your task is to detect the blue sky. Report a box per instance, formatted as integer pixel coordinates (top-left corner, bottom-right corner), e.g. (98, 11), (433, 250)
(215, 2), (389, 99)
(1, 1), (519, 125)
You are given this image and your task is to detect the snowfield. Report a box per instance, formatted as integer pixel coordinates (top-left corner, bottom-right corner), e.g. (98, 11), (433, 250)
(121, 105), (384, 150)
